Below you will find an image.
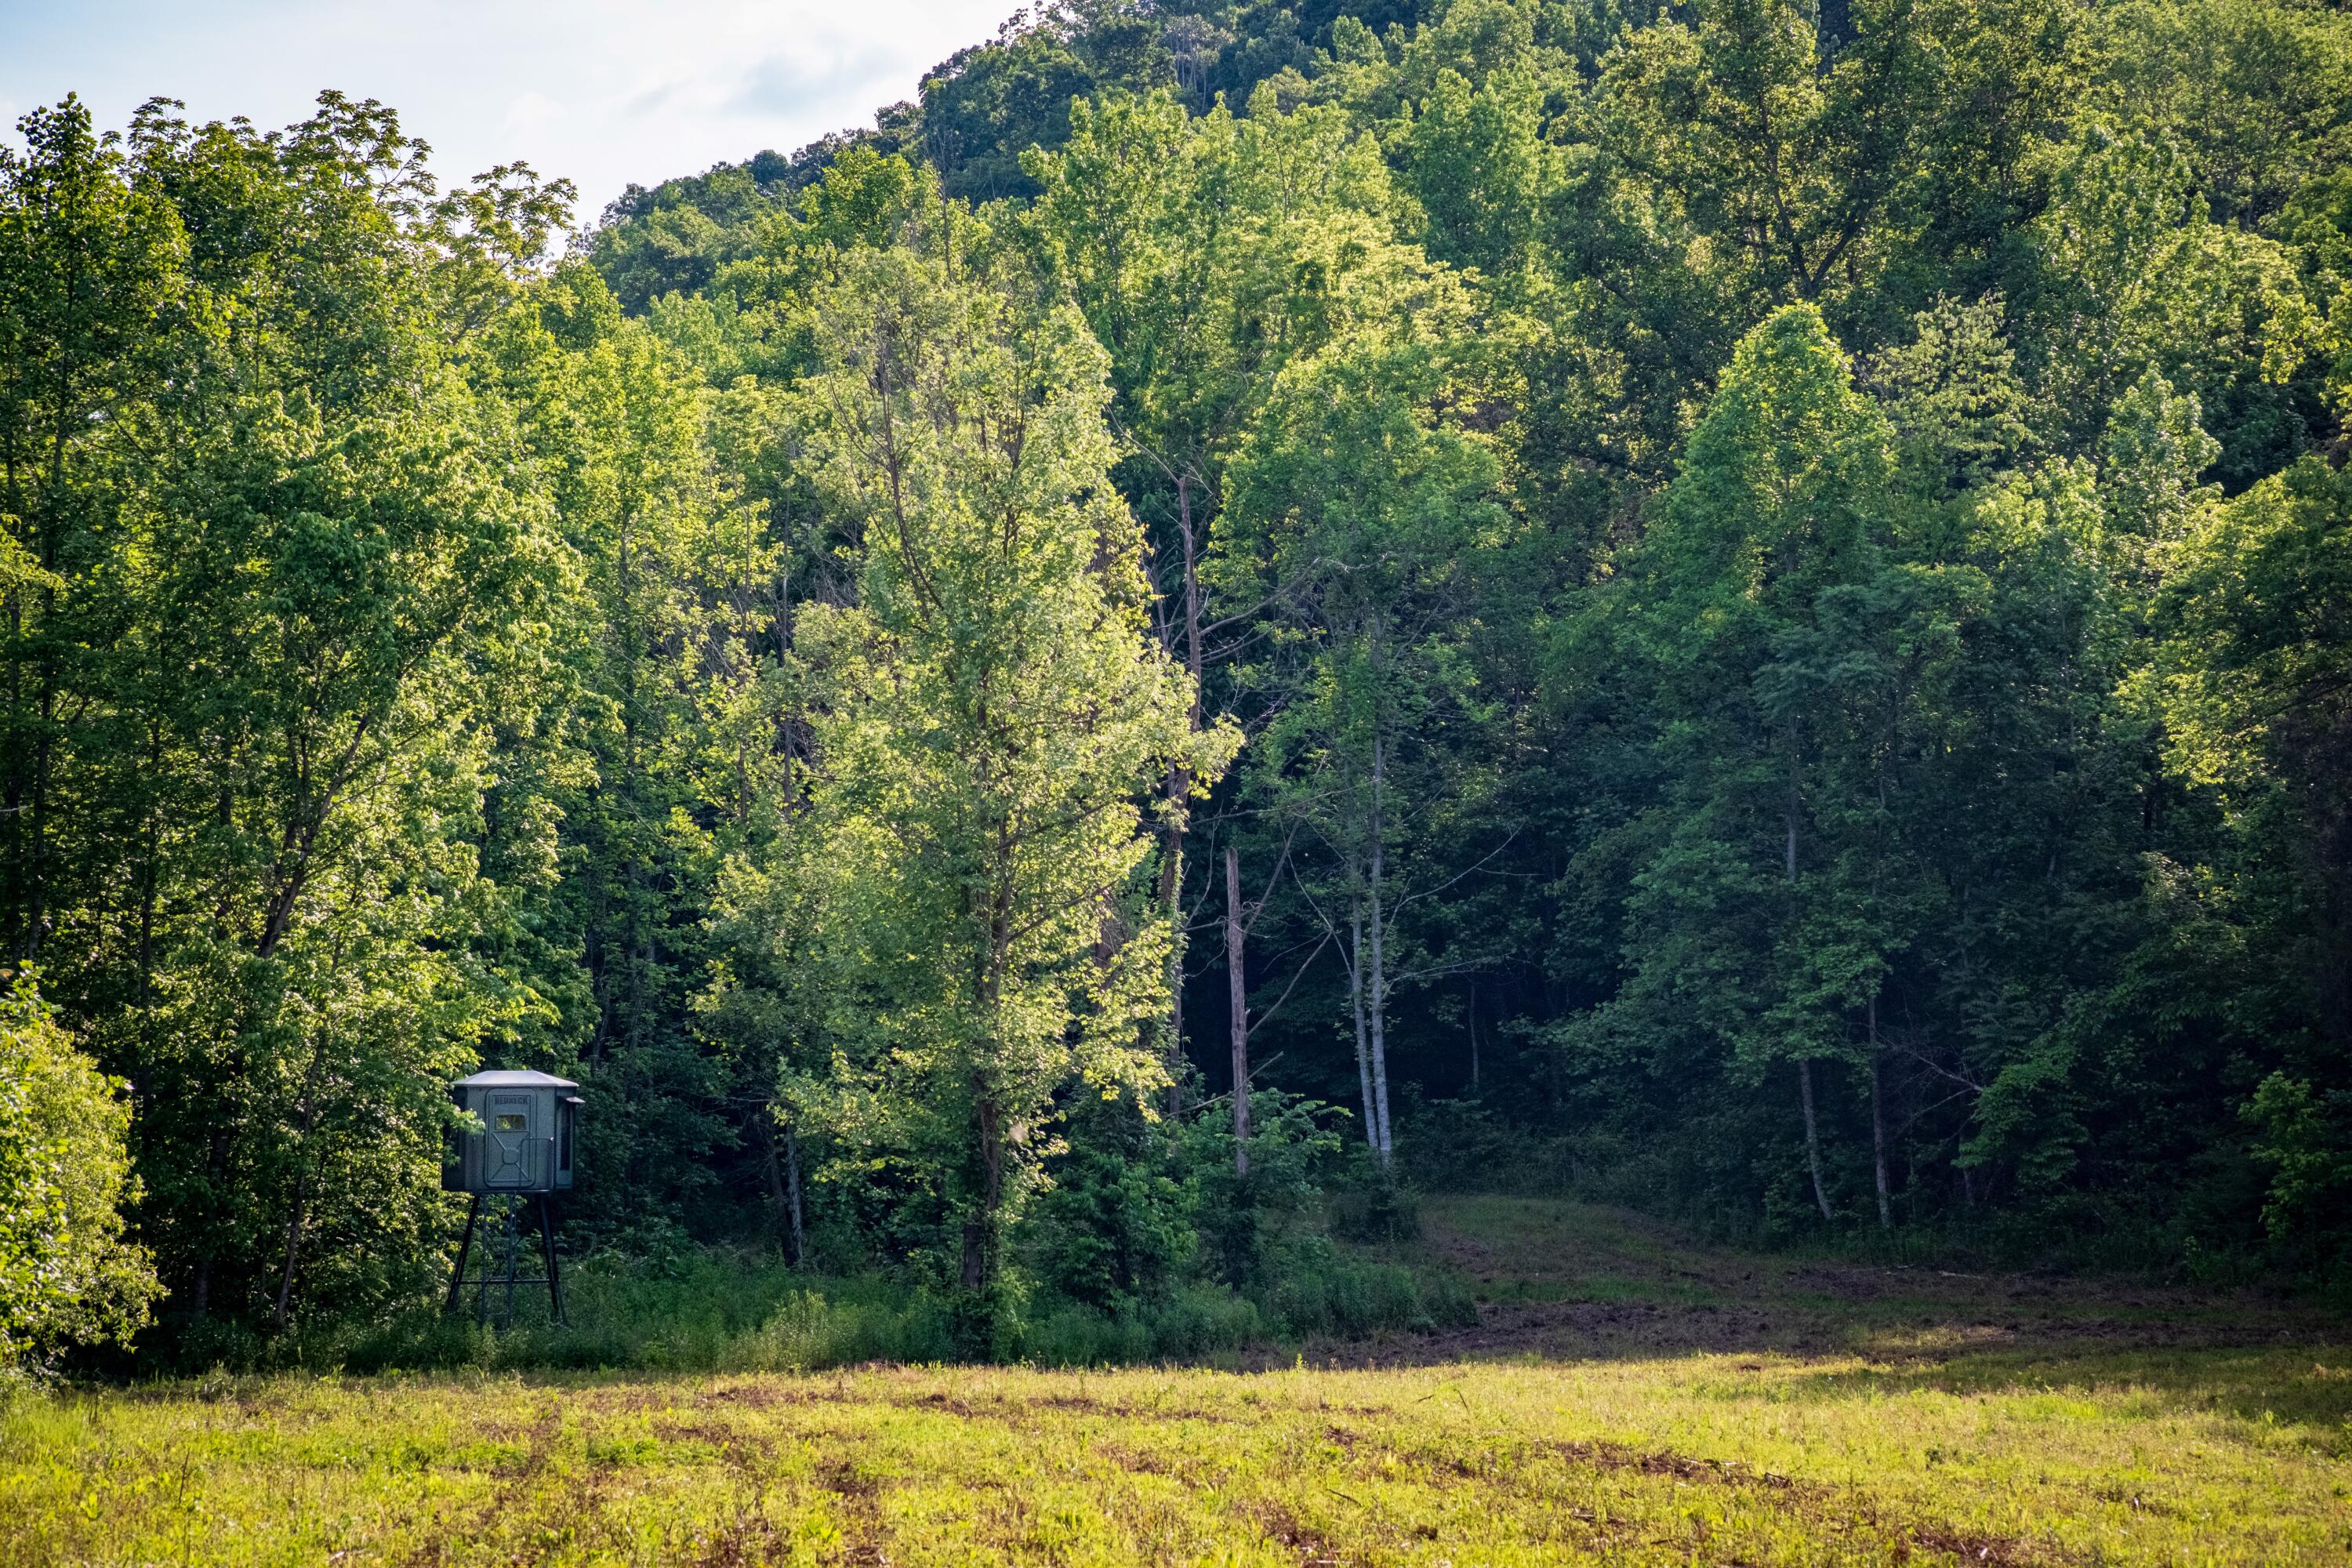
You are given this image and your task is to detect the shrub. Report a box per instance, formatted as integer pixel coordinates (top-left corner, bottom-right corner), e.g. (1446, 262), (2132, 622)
(0, 969), (159, 1371)
(1028, 1098), (1193, 1315)
(1329, 1150), (1421, 1243)
(1262, 1235), (1476, 1338)
(1177, 1087), (1351, 1285)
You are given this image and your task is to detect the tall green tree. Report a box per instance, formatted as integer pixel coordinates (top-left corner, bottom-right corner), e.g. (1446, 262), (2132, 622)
(2147, 452), (2352, 1272)
(786, 222), (1231, 1338)
(1022, 89), (1449, 1097)
(2, 94), (579, 1333)
(1216, 325), (1504, 1164)
(1588, 305), (1901, 1221)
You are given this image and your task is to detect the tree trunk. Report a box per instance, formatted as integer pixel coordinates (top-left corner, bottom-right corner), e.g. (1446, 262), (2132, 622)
(1786, 760), (1828, 1219)
(1178, 475), (1203, 702)
(190, 1124), (232, 1323)
(760, 1107), (800, 1262)
(960, 1224), (985, 1290)
(786, 1121), (805, 1265)
(23, 673), (49, 960)
(960, 1091), (1004, 1290)
(137, 740), (160, 1048)
(271, 1038), (339, 1333)
(1156, 830), (1185, 1117)
(1157, 474), (1206, 1117)
(1367, 735), (1393, 1165)
(1348, 898), (1376, 1153)
(1225, 844), (1250, 1178)
(1799, 1059), (1832, 1221)
(2, 579), (18, 957)
(17, 460), (62, 962)
(272, 1172), (307, 1334)
(1468, 981), (1480, 1091)
(1869, 995), (1891, 1230)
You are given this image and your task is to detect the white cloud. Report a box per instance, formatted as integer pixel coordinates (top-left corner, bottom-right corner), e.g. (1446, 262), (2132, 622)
(503, 91), (565, 131)
(732, 45), (904, 119)
(2, 0), (1022, 217)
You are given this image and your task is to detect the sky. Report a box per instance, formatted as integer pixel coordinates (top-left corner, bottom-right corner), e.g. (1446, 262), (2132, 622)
(1, 0), (1022, 222)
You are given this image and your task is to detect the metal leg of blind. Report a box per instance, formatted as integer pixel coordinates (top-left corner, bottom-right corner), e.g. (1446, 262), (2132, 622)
(501, 1197), (521, 1326)
(537, 1194), (568, 1327)
(444, 1192), (482, 1315)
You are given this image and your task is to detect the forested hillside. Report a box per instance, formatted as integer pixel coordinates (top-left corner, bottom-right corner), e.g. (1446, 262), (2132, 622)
(7, 0), (2352, 1368)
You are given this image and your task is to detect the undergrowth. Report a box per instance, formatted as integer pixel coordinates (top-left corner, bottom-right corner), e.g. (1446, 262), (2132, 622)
(156, 1240), (1472, 1377)
(1395, 1099), (2352, 1294)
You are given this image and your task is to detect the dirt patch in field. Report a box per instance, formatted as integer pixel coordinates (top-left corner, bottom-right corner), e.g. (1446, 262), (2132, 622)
(1900, 1523), (2056, 1566)
(699, 1381), (839, 1410)
(1311, 1199), (2342, 1373)
(1327, 1419), (2067, 1567)
(1538, 1434), (2072, 1566)
(1548, 1436), (1797, 1488)
(1092, 1440), (1182, 1477)
(1247, 1298), (1842, 1367)
(812, 1454), (894, 1567)
(1267, 1288), (2330, 1373)
(691, 1505), (796, 1568)
(1249, 1498), (1341, 1566)
(686, 1376), (1258, 1432)
(902, 1386), (1250, 1428)
(818, 1456), (881, 1497)
(652, 1417), (776, 1465)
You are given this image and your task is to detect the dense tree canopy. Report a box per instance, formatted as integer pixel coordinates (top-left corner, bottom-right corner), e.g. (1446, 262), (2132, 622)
(11, 0), (2352, 1362)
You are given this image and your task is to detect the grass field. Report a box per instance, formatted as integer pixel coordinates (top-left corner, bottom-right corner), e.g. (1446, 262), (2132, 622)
(5, 1197), (2348, 1566)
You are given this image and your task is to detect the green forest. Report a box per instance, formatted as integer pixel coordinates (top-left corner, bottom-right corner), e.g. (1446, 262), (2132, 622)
(7, 0), (2352, 1374)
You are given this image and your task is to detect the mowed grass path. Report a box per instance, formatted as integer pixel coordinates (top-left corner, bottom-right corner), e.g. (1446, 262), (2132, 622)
(6, 1200), (2350, 1566)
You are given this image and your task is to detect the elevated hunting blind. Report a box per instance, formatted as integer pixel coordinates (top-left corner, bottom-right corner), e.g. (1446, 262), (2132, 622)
(444, 1069), (579, 1193)
(443, 1069), (580, 1325)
